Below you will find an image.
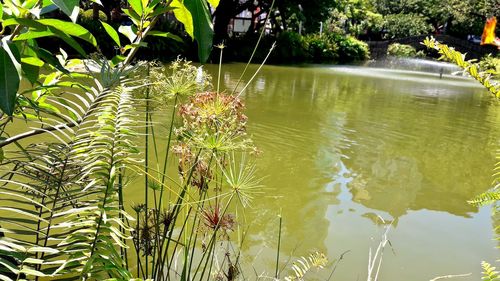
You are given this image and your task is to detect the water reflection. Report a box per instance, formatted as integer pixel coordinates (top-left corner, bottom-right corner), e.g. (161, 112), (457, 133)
(205, 63), (499, 279)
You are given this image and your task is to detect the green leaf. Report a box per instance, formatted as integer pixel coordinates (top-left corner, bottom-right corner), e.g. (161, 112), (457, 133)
(51, 0), (79, 22)
(118, 25), (137, 43)
(122, 42), (147, 51)
(31, 46), (68, 74)
(170, 0), (193, 39)
(207, 0), (219, 8)
(37, 19), (97, 46)
(149, 5), (174, 17)
(21, 61), (40, 84)
(100, 21), (121, 47)
(48, 26), (87, 56)
(122, 8), (141, 26)
(128, 0), (143, 16)
(21, 57), (44, 67)
(110, 55), (125, 67)
(0, 42), (20, 116)
(184, 0), (213, 63)
(13, 29), (56, 41)
(148, 30), (182, 42)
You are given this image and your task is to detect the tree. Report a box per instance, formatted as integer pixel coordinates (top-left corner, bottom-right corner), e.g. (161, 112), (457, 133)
(212, 0), (336, 44)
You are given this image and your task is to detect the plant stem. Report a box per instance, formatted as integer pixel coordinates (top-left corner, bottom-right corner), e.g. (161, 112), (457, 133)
(275, 213), (282, 279)
(144, 64), (151, 277)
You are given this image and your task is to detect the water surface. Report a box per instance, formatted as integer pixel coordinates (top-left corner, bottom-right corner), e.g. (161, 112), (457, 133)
(199, 62), (500, 280)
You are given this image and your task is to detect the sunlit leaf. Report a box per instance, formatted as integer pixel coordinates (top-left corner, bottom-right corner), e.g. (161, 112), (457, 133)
(170, 0), (193, 38)
(100, 21), (121, 47)
(184, 0), (214, 63)
(37, 19), (97, 46)
(128, 0), (143, 16)
(207, 0), (219, 8)
(51, 0), (79, 22)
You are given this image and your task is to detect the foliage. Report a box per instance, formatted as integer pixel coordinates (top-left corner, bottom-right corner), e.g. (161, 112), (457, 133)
(325, 0), (384, 39)
(79, 9), (108, 22)
(370, 0), (498, 38)
(284, 252), (329, 281)
(332, 35), (370, 62)
(226, 31), (369, 64)
(382, 13), (432, 39)
(482, 261), (500, 281)
(479, 55), (500, 80)
(273, 31), (309, 63)
(387, 43), (425, 58)
(0, 0), (223, 279)
(304, 34), (339, 63)
(423, 37), (499, 96)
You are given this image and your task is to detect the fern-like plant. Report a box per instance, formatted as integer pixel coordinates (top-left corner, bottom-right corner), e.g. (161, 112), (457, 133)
(0, 60), (142, 280)
(482, 261), (500, 281)
(284, 252), (328, 281)
(422, 36), (500, 96)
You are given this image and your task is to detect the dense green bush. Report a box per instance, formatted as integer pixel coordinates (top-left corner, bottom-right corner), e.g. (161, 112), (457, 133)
(303, 34), (339, 63)
(387, 43), (425, 57)
(79, 9), (107, 22)
(225, 32), (369, 64)
(331, 35), (370, 62)
(383, 13), (432, 39)
(273, 31), (309, 63)
(479, 55), (500, 79)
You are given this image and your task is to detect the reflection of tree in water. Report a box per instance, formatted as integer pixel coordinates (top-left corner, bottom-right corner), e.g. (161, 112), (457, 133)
(332, 75), (500, 221)
(203, 64), (500, 276)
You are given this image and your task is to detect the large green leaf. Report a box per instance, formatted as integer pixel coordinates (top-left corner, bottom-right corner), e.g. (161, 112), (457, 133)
(48, 26), (87, 56)
(14, 29), (57, 41)
(100, 21), (121, 47)
(148, 30), (182, 42)
(0, 44), (20, 116)
(37, 19), (97, 46)
(184, 0), (213, 63)
(51, 0), (79, 22)
(128, 0), (143, 16)
(170, 0), (194, 38)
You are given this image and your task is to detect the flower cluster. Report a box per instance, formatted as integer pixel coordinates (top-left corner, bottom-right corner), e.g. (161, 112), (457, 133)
(173, 91), (254, 186)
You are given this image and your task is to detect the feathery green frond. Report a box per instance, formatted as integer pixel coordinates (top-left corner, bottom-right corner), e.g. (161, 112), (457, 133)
(482, 261), (500, 281)
(0, 63), (140, 280)
(285, 252), (328, 281)
(422, 37), (500, 97)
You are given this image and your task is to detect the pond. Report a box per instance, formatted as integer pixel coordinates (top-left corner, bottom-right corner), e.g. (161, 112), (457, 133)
(195, 61), (499, 280)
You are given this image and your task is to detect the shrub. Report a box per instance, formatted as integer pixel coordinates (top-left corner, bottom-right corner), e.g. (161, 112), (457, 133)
(479, 55), (500, 79)
(79, 9), (107, 22)
(331, 35), (370, 62)
(273, 31), (308, 63)
(225, 32), (370, 64)
(383, 13), (432, 39)
(387, 43), (425, 57)
(304, 34), (339, 63)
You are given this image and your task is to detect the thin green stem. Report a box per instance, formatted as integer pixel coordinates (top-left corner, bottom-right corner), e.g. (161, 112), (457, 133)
(144, 65), (151, 277)
(217, 46), (223, 94)
(275, 212), (282, 279)
(159, 93), (179, 212)
(231, 0), (276, 95)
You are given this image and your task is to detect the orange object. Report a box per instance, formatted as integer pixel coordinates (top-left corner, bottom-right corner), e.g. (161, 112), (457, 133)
(481, 16), (500, 49)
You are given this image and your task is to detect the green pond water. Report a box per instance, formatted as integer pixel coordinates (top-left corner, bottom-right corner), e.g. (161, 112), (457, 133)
(190, 62), (499, 280)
